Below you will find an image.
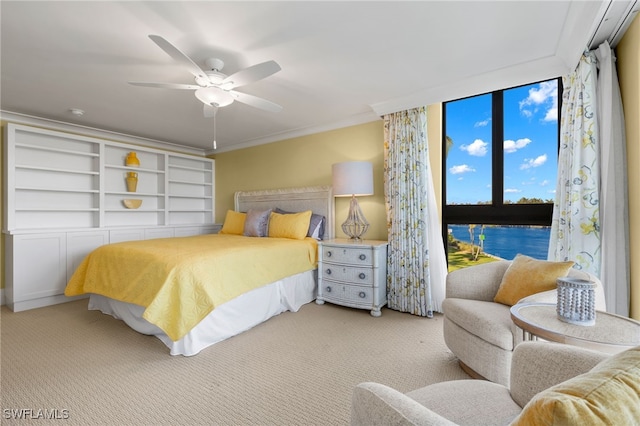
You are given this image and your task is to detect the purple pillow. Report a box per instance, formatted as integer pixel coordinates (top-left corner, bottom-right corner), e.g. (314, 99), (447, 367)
(243, 209), (272, 237)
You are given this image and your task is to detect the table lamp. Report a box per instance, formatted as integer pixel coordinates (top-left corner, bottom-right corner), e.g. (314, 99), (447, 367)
(332, 161), (374, 240)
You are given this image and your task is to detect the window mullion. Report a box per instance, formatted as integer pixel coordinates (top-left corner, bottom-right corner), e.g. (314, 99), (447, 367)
(492, 90), (504, 207)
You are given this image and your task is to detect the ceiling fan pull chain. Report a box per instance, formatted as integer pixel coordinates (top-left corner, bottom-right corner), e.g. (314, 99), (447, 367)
(213, 111), (217, 150)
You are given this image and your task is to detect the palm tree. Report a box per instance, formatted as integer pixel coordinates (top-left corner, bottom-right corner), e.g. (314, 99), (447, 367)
(446, 135), (454, 158)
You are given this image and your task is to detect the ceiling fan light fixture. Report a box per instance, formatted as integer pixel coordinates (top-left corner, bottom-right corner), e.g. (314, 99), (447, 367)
(195, 87), (234, 107)
(205, 71), (226, 85)
(129, 36), (281, 114)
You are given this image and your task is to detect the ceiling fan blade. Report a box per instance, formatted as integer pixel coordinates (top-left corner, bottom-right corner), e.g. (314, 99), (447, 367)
(129, 81), (200, 90)
(230, 90), (282, 113)
(203, 104), (218, 118)
(148, 35), (208, 81)
(221, 60), (281, 90)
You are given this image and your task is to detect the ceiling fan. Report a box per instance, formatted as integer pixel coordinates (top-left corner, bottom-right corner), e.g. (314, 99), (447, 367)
(129, 35), (283, 118)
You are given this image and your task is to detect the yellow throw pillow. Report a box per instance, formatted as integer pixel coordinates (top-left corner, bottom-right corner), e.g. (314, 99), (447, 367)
(512, 345), (640, 425)
(493, 254), (574, 306)
(219, 210), (246, 235)
(268, 210), (312, 240)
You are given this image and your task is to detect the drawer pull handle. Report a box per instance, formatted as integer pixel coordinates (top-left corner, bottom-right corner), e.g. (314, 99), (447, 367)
(326, 269), (332, 275)
(359, 254), (367, 261)
(327, 251), (332, 257)
(326, 286), (332, 293)
(359, 273), (366, 280)
(359, 291), (366, 298)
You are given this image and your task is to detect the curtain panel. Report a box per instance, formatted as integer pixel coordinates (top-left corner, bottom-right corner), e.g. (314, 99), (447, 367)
(595, 42), (630, 316)
(549, 42), (630, 316)
(383, 107), (447, 317)
(549, 50), (601, 276)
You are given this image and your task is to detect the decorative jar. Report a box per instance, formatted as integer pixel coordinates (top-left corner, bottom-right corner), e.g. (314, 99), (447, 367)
(125, 152), (140, 167)
(126, 171), (138, 192)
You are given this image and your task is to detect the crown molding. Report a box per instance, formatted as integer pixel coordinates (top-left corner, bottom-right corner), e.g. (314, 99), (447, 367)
(0, 110), (206, 156)
(209, 111), (381, 154)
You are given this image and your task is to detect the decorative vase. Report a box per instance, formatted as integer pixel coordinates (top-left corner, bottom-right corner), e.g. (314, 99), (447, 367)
(125, 152), (140, 167)
(556, 277), (596, 326)
(126, 172), (138, 192)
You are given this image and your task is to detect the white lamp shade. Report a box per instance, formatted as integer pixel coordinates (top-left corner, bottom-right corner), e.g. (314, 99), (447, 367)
(332, 161), (374, 197)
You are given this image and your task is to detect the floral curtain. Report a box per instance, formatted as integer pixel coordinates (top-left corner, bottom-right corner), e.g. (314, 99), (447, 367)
(549, 42), (630, 316)
(383, 107), (447, 317)
(548, 51), (601, 276)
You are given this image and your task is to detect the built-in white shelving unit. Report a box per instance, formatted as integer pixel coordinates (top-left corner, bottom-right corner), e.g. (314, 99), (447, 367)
(167, 155), (214, 225)
(10, 131), (101, 230)
(3, 123), (219, 311)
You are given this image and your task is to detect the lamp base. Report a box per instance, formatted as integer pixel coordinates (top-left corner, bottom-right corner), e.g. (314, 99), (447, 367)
(342, 195), (370, 240)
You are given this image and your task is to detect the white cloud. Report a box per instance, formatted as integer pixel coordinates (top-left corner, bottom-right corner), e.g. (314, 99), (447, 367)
(460, 139), (488, 156)
(504, 138), (532, 153)
(475, 118), (490, 127)
(540, 179), (550, 186)
(519, 80), (558, 122)
(449, 164), (475, 174)
(520, 154), (548, 170)
(544, 105), (558, 122)
(505, 188), (521, 193)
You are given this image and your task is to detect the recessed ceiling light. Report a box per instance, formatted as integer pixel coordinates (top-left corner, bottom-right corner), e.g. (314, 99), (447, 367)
(69, 108), (84, 116)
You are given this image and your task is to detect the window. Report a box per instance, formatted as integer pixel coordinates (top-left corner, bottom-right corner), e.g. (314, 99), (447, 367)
(442, 79), (561, 270)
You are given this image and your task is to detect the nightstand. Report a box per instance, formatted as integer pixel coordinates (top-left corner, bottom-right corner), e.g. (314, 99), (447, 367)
(316, 238), (388, 316)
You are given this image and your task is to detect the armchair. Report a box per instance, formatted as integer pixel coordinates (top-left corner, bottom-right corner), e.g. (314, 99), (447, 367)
(442, 260), (606, 386)
(352, 342), (639, 426)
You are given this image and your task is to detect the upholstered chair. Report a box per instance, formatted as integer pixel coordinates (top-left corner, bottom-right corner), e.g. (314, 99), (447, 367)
(442, 258), (606, 387)
(351, 342), (640, 426)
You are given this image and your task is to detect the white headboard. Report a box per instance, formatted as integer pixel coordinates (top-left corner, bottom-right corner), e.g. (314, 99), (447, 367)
(234, 186), (335, 240)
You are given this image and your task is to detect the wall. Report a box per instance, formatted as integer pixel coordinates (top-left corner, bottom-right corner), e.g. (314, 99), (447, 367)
(0, 123), (4, 294)
(213, 105), (443, 242)
(213, 120), (387, 241)
(617, 13), (640, 319)
(428, 105), (443, 223)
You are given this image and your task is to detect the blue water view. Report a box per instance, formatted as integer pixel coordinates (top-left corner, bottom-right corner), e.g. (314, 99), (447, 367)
(448, 224), (551, 261)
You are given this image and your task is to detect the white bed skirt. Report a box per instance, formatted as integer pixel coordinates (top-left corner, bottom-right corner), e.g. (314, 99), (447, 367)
(88, 270), (317, 356)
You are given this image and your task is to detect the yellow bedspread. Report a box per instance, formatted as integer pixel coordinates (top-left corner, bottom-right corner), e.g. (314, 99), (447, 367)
(65, 234), (318, 341)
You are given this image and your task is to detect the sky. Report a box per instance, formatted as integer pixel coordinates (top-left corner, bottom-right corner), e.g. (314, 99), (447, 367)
(445, 79), (559, 205)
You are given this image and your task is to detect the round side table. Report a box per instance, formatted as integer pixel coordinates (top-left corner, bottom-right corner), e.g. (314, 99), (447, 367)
(510, 302), (640, 354)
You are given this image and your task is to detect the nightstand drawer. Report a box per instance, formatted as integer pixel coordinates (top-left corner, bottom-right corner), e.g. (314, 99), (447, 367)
(322, 264), (373, 285)
(323, 246), (373, 266)
(322, 281), (373, 305)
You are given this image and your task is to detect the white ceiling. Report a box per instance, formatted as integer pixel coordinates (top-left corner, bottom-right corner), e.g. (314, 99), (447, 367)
(0, 1), (632, 154)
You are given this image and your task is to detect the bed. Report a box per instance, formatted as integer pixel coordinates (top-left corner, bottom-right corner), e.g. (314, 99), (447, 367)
(65, 186), (334, 356)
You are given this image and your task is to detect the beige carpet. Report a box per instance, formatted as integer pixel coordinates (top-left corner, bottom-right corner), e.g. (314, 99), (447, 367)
(1, 300), (469, 425)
